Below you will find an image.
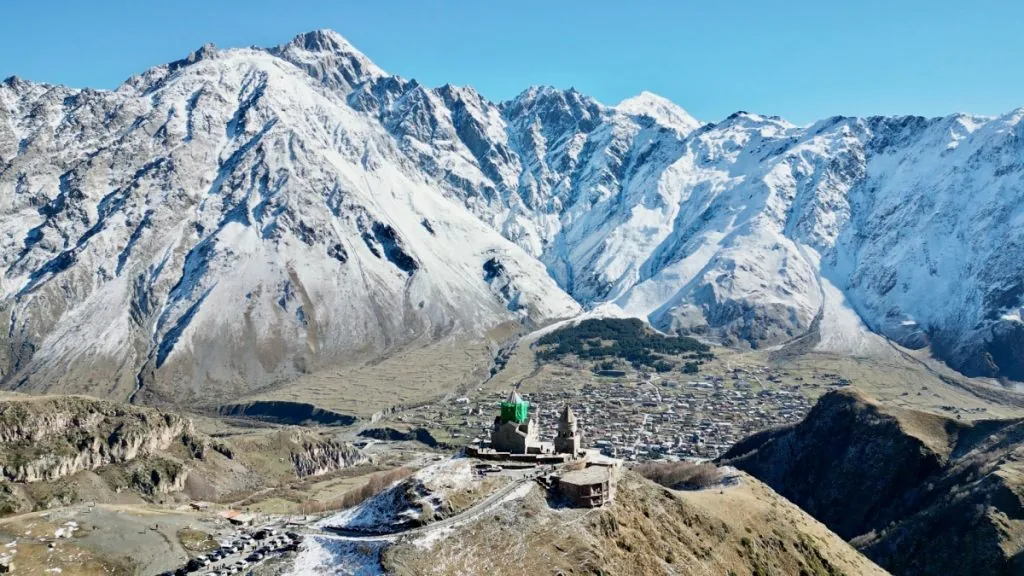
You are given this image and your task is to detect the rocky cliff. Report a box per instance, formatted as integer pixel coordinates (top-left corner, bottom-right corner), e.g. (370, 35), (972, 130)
(288, 433), (367, 478)
(0, 393), (370, 514)
(721, 388), (1024, 576)
(0, 394), (190, 482)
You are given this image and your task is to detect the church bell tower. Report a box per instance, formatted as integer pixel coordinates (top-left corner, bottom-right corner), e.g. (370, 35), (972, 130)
(554, 404), (581, 455)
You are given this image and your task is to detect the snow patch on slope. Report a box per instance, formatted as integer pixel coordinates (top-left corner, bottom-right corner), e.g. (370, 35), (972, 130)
(319, 459), (474, 532)
(799, 246), (895, 357)
(288, 536), (385, 575)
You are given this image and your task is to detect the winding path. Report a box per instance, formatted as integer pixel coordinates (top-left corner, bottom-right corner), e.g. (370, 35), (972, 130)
(314, 473), (539, 543)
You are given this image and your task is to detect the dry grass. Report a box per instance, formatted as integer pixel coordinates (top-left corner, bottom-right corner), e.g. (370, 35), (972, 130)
(301, 466), (417, 514)
(222, 461), (397, 513)
(634, 461), (723, 489)
(761, 349), (1024, 419)
(240, 338), (495, 417)
(384, 472), (889, 576)
(831, 387), (964, 459)
(445, 476), (509, 514)
(1, 538), (134, 576)
(0, 516), (135, 576)
(177, 527), (217, 553)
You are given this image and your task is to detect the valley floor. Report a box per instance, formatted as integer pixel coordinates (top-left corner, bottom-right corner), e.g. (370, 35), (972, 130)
(3, 320), (1024, 575)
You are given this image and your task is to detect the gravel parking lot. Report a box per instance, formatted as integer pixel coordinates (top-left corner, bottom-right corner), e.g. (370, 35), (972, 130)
(156, 526), (303, 576)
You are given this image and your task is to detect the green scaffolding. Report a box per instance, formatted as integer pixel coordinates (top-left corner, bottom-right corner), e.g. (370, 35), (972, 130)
(500, 399), (529, 423)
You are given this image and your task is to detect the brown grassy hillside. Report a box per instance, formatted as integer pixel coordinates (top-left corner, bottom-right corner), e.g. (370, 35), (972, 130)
(722, 387), (1024, 576)
(383, 471), (888, 576)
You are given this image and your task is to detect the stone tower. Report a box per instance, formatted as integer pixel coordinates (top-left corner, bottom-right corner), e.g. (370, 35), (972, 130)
(554, 404), (581, 455)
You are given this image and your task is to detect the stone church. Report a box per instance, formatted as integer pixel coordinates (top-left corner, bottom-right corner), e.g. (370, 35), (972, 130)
(490, 391), (582, 457)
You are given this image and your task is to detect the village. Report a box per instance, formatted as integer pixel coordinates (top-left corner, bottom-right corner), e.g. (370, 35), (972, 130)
(391, 364), (838, 461)
(527, 378), (813, 460)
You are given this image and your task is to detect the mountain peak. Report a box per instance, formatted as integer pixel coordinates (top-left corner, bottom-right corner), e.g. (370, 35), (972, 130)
(2, 75), (26, 89)
(616, 91), (701, 135)
(273, 29), (385, 92)
(167, 43), (217, 73)
(503, 85), (604, 117)
(287, 29), (356, 53)
(510, 85), (558, 102)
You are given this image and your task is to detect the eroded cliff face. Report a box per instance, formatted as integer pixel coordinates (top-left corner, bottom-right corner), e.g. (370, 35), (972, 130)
(288, 433), (367, 478)
(722, 388), (1024, 576)
(0, 395), (190, 483)
(0, 393), (371, 516)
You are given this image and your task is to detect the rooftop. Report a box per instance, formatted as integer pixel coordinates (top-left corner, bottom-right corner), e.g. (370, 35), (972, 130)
(560, 466), (611, 487)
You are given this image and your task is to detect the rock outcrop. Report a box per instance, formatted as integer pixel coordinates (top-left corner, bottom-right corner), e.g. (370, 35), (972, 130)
(0, 395), (190, 482)
(0, 393), (371, 515)
(358, 426), (444, 448)
(218, 401), (356, 426)
(288, 433), (367, 478)
(722, 387), (1024, 576)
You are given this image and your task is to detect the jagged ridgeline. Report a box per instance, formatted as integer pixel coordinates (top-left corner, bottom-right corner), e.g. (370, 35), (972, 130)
(534, 318), (713, 372)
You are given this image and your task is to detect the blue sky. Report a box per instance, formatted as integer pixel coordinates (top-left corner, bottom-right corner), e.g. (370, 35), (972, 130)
(1, 0), (1022, 123)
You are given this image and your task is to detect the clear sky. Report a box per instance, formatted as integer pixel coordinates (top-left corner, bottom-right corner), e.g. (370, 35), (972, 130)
(1, 0), (1022, 124)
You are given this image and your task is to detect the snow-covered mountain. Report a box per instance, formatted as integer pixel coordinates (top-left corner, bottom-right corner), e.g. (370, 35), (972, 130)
(337, 33), (1024, 381)
(1, 30), (1022, 404)
(0, 31), (580, 404)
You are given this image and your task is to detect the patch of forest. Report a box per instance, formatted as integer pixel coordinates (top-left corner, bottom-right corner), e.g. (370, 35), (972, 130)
(535, 318), (714, 373)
